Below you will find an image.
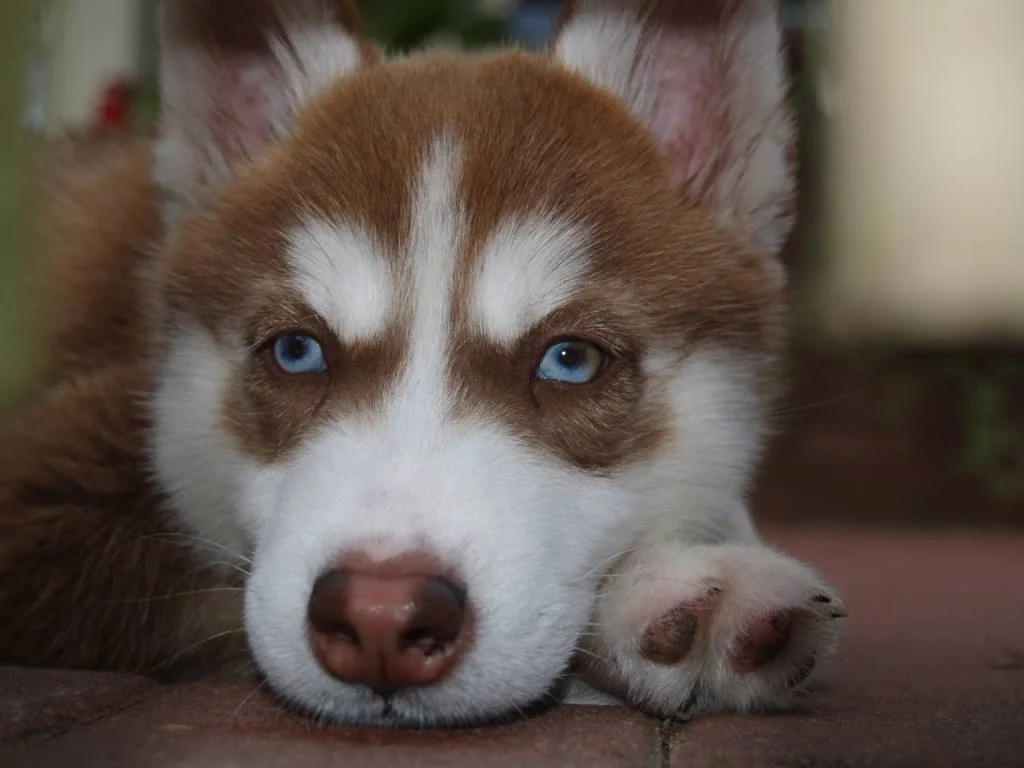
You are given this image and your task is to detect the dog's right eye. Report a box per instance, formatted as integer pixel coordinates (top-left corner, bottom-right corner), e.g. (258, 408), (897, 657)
(271, 333), (327, 375)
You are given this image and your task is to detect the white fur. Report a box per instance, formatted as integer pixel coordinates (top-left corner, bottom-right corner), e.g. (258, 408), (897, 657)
(287, 221), (394, 344)
(554, 0), (794, 258)
(554, 12), (651, 121)
(272, 25), (362, 112)
(623, 349), (767, 547)
(469, 216), (592, 344)
(150, 326), (252, 562)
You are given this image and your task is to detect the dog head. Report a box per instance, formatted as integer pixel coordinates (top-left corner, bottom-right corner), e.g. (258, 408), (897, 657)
(149, 0), (794, 726)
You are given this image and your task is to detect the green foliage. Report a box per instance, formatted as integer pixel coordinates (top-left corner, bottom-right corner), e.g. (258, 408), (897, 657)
(947, 359), (1024, 502)
(359, 0), (509, 52)
(876, 353), (1024, 502)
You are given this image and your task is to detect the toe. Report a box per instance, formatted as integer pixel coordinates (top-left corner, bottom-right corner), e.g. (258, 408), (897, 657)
(640, 604), (700, 664)
(729, 609), (794, 673)
(787, 655), (817, 688)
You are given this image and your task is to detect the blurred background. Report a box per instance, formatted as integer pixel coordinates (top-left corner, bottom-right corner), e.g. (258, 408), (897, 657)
(0, 0), (1021, 530)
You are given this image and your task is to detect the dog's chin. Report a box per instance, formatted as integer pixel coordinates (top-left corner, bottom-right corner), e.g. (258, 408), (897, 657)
(255, 660), (571, 729)
(270, 682), (566, 729)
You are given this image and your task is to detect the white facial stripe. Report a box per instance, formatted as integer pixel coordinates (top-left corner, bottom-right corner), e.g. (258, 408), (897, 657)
(470, 216), (593, 345)
(287, 220), (393, 344)
(386, 136), (465, 429)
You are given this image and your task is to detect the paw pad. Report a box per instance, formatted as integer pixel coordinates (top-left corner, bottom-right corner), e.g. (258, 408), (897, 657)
(640, 604), (700, 664)
(730, 610), (794, 673)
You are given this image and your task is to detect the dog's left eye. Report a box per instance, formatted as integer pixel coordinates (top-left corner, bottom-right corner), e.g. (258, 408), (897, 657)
(535, 340), (607, 384)
(271, 333), (327, 375)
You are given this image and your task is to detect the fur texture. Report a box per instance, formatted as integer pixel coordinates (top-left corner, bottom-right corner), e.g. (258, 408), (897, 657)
(0, 0), (843, 727)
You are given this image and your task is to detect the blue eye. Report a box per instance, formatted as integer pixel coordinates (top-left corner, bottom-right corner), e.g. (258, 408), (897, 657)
(535, 340), (606, 384)
(272, 333), (326, 375)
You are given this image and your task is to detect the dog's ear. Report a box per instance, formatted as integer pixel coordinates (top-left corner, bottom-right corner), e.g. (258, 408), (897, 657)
(553, 0), (794, 257)
(155, 0), (370, 226)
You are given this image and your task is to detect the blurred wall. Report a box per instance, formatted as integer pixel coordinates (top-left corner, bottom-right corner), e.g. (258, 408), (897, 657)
(819, 0), (1024, 345)
(0, 0), (34, 404)
(42, 0), (143, 134)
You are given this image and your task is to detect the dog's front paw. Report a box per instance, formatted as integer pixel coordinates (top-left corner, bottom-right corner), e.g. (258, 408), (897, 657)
(577, 543), (846, 718)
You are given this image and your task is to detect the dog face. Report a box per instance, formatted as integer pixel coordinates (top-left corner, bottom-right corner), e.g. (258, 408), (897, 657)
(149, 0), (793, 725)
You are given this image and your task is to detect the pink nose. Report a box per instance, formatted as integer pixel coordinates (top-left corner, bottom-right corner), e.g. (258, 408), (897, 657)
(307, 554), (470, 696)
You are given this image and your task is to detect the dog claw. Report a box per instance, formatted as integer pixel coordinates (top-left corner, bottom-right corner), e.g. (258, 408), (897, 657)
(811, 593), (847, 618)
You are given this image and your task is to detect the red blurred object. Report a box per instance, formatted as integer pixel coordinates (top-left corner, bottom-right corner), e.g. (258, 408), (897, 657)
(95, 79), (136, 130)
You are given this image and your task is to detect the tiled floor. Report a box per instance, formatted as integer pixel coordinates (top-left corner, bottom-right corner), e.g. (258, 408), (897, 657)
(3, 529), (1022, 767)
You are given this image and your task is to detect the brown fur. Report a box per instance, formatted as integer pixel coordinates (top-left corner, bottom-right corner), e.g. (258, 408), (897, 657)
(0, 356), (244, 674)
(35, 137), (161, 383)
(0, 134), (245, 673)
(162, 50), (782, 466)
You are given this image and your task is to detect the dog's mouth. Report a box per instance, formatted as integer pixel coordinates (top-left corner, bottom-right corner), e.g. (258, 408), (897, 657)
(264, 676), (568, 729)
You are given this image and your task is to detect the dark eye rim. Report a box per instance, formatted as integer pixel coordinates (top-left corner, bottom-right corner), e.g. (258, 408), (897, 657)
(532, 336), (613, 386)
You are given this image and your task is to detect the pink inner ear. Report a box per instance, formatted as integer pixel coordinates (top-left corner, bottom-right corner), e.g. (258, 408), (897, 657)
(211, 55), (283, 164)
(647, 36), (733, 192)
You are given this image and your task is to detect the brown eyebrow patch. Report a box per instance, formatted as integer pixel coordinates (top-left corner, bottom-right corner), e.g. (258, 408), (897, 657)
(448, 293), (666, 472)
(222, 293), (409, 462)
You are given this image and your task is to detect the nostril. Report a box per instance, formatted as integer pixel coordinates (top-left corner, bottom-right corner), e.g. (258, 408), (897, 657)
(400, 576), (466, 654)
(308, 569), (357, 639)
(320, 619), (361, 648)
(400, 630), (442, 655)
(400, 628), (453, 656)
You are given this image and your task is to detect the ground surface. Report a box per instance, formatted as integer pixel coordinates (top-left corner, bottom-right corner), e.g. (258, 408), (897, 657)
(2, 528), (1022, 767)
